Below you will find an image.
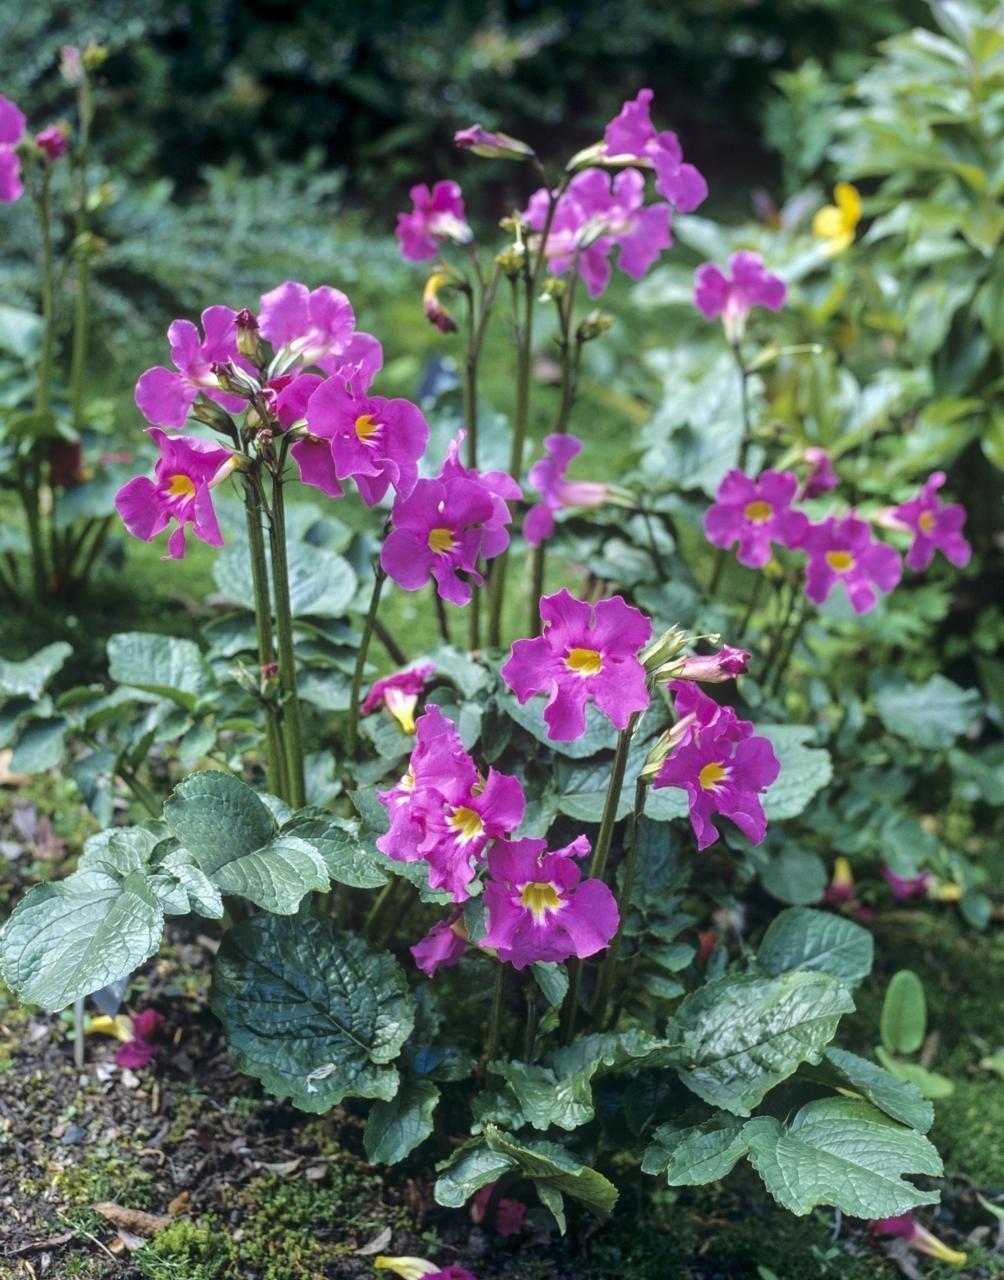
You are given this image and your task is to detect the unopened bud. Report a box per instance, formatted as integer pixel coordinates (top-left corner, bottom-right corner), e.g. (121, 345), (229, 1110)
(235, 309), (263, 364)
(211, 359), (260, 399)
(671, 644), (751, 685)
(641, 625), (688, 674)
(539, 276), (566, 303)
(454, 123), (535, 161)
(578, 309), (614, 343)
(34, 123), (69, 162)
(495, 244), (527, 278)
(60, 46), (84, 85)
(640, 716), (696, 780)
(82, 43), (109, 72)
(190, 393), (237, 437)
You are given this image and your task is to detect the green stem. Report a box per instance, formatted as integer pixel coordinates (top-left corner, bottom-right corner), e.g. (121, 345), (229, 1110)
(364, 877), (399, 941)
(347, 563), (386, 757)
(485, 962), (506, 1065)
(734, 343), (752, 471)
(70, 68), (94, 433)
(738, 571), (764, 639)
(529, 540), (546, 637)
(523, 977), (540, 1062)
(641, 509), (668, 582)
(433, 588), (451, 644)
(118, 764), (161, 817)
(267, 469), (306, 807)
(243, 472), (284, 799)
(373, 617), (407, 666)
(35, 171), (55, 416)
(760, 578), (798, 687)
(591, 777), (646, 1028)
(769, 597), (810, 696)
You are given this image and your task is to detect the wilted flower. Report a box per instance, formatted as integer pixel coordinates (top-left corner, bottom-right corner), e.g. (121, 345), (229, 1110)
(115, 428), (236, 559)
(823, 855), (856, 907)
(813, 182), (861, 255)
(89, 1008), (165, 1068)
(481, 836), (618, 969)
(362, 662), (436, 734)
(471, 1182), (527, 1236)
(693, 251), (786, 344)
(135, 307), (252, 429)
(410, 913), (466, 977)
(800, 447), (839, 500)
(375, 1259), (476, 1280)
(882, 867), (930, 903)
(871, 1215), (966, 1265)
(892, 471), (971, 572)
(652, 683), (779, 850)
(455, 124), (534, 160)
(0, 95), (26, 203)
(602, 87), (708, 212)
(396, 181), (472, 261)
(60, 45), (84, 85)
(524, 433), (615, 546)
(423, 272), (459, 333)
(34, 123), (68, 162)
(803, 513), (902, 613)
(503, 590), (651, 741)
(704, 469), (810, 569)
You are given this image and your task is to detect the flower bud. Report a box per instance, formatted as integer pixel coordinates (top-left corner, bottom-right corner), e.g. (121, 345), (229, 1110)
(235, 308), (263, 364)
(539, 275), (566, 303)
(495, 244), (527, 278)
(640, 715), (697, 779)
(374, 1259), (440, 1280)
(211, 359), (260, 400)
(34, 123), (69, 162)
(190, 393), (238, 437)
(60, 46), (84, 85)
(577, 309), (614, 343)
(673, 644), (751, 684)
(455, 123), (535, 161)
(82, 43), (109, 72)
(422, 270), (461, 334)
(641, 624), (688, 674)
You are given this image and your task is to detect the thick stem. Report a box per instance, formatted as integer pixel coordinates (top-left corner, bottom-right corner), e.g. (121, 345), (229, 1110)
(523, 978), (540, 1062)
(364, 877), (400, 942)
(734, 343), (752, 471)
(529, 540), (545, 637)
(434, 588), (451, 645)
(760, 578), (798, 687)
(70, 70), (94, 433)
(769, 597), (810, 696)
(485, 962), (507, 1065)
(373, 617), (407, 666)
(243, 474), (284, 799)
(591, 776), (646, 1028)
(36, 171), (55, 416)
(268, 470), (307, 807)
(347, 563), (386, 756)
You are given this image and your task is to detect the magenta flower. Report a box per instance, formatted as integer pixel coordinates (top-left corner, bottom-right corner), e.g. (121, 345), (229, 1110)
(653, 683), (780, 850)
(800, 447), (839, 500)
(114, 1009), (164, 1069)
(410, 914), (466, 977)
(693, 251), (786, 343)
(471, 1182), (528, 1236)
(503, 590), (651, 741)
(481, 836), (618, 969)
(704, 469), (810, 569)
(882, 867), (930, 903)
(454, 124), (534, 161)
(872, 1215), (966, 1265)
(525, 168), (671, 299)
(135, 307), (251, 429)
(34, 124), (68, 162)
(803, 513), (902, 614)
(603, 88), (707, 213)
(892, 471), (971, 572)
(675, 644), (751, 684)
(115, 427), (236, 559)
(301, 375), (429, 506)
(0, 95), (26, 203)
(396, 181), (472, 261)
(524, 433), (613, 546)
(362, 662), (436, 734)
(438, 433), (521, 559)
(257, 281), (383, 378)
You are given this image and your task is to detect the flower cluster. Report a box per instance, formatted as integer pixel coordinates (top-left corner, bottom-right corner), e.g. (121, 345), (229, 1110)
(0, 94), (68, 204)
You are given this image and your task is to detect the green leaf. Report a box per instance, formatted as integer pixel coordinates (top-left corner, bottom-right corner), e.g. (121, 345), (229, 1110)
(483, 1125), (618, 1221)
(208, 836), (329, 914)
(500, 689), (616, 759)
(758, 907), (874, 988)
(670, 972), (855, 1116)
(364, 1080), (439, 1164)
(881, 970), (927, 1054)
(760, 847), (828, 906)
(0, 870), (164, 1011)
(434, 1140), (517, 1208)
(0, 301), (43, 358)
(281, 814), (389, 889)
(79, 827), (160, 876)
(108, 633), (216, 711)
(150, 841), (225, 919)
(874, 1049), (955, 1100)
(759, 726), (833, 821)
(642, 1113), (750, 1185)
(746, 1098), (941, 1217)
(490, 1060), (596, 1132)
(0, 642), (72, 698)
(163, 771), (276, 871)
(210, 913), (414, 1113)
(873, 673), (981, 749)
(214, 540), (357, 618)
(10, 717), (67, 773)
(817, 1047), (934, 1132)
(532, 963), (568, 1008)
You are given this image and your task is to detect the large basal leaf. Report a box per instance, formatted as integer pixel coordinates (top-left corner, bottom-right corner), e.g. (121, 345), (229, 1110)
(209, 836), (329, 914)
(499, 690), (617, 759)
(483, 1125), (618, 1221)
(813, 1047), (934, 1133)
(760, 847), (828, 906)
(0, 642), (72, 698)
(108, 632), (216, 711)
(79, 827), (161, 877)
(745, 1097), (942, 1218)
(670, 971), (854, 1116)
(10, 717), (68, 773)
(210, 913), (414, 1113)
(758, 907), (873, 988)
(281, 814), (389, 889)
(872, 672), (981, 749)
(149, 841), (225, 919)
(363, 1080), (439, 1164)
(759, 726), (833, 821)
(434, 1140), (517, 1208)
(164, 771), (276, 872)
(642, 1113), (750, 1186)
(0, 870), (164, 1011)
(489, 1060), (596, 1132)
(213, 539), (356, 619)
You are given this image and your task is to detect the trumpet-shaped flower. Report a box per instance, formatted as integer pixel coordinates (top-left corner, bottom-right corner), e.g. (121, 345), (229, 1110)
(362, 662), (436, 734)
(603, 87), (707, 212)
(803, 513), (902, 613)
(396, 180), (472, 260)
(423, 271), (458, 333)
(653, 682), (779, 850)
(674, 644), (751, 684)
(114, 1008), (165, 1068)
(872, 1215), (966, 1266)
(525, 168), (671, 299)
(801, 447), (838, 499)
(704, 469), (809, 569)
(438, 434), (521, 558)
(693, 251), (786, 343)
(481, 835), (618, 969)
(0, 95), (26, 203)
(524, 433), (613, 545)
(503, 590), (651, 741)
(135, 307), (251, 429)
(258, 281), (383, 378)
(410, 913), (466, 977)
(882, 867), (930, 903)
(115, 427), (236, 559)
(823, 856), (856, 908)
(892, 471), (970, 572)
(302, 375), (429, 506)
(813, 182), (861, 255)
(455, 124), (534, 160)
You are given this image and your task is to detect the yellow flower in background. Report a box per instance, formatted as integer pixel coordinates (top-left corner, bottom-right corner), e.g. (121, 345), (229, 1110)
(812, 182), (861, 255)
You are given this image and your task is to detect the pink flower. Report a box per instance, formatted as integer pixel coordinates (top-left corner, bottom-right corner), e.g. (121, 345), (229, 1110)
(800, 447), (838, 500)
(803, 513), (902, 614)
(704, 470), (810, 569)
(438, 434), (521, 559)
(257, 281), (383, 378)
(377, 707), (525, 902)
(410, 913), (466, 976)
(503, 590), (651, 741)
(652, 683), (780, 850)
(299, 375), (429, 506)
(115, 427), (236, 559)
(0, 95), (26, 203)
(882, 867), (930, 903)
(454, 124), (534, 160)
(362, 662), (436, 734)
(822, 856), (856, 908)
(872, 1215), (966, 1265)
(34, 124), (68, 162)
(113, 1009), (164, 1069)
(481, 836), (618, 969)
(375, 1259), (477, 1280)
(603, 88), (708, 213)
(693, 251), (786, 343)
(396, 181), (472, 261)
(524, 433), (612, 546)
(892, 471), (970, 572)
(471, 1182), (527, 1236)
(135, 307), (251, 429)
(525, 168), (671, 299)
(675, 644), (751, 683)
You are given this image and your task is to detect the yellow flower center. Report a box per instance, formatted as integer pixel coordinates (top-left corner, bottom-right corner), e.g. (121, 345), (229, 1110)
(354, 413), (381, 444)
(743, 500), (773, 524)
(698, 762), (728, 790)
(565, 647), (603, 676)
(166, 473), (196, 499)
(825, 550), (855, 572)
(428, 526), (456, 555)
(447, 806), (484, 843)
(519, 881), (563, 922)
(918, 511), (935, 533)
